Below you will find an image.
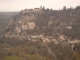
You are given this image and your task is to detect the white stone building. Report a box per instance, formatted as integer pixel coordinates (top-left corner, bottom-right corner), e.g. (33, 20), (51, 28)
(59, 35), (66, 40)
(34, 8), (42, 12)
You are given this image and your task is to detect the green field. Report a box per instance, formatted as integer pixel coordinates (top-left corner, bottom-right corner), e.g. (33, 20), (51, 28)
(4, 56), (24, 60)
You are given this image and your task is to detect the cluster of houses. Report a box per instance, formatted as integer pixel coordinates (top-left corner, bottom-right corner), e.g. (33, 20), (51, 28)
(3, 32), (80, 45)
(4, 33), (58, 44)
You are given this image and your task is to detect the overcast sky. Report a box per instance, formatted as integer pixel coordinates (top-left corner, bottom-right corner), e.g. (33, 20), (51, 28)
(0, 0), (80, 12)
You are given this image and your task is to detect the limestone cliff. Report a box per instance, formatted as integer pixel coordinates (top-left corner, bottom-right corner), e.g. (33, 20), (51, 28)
(5, 7), (43, 35)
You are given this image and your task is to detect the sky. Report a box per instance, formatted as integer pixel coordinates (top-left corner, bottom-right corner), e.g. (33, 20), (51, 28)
(0, 0), (80, 12)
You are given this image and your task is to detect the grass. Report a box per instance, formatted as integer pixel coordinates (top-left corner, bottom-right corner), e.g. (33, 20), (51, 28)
(4, 56), (24, 60)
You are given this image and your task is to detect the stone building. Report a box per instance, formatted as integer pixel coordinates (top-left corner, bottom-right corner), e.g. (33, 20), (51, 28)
(59, 35), (66, 40)
(34, 8), (42, 12)
(20, 9), (34, 14)
(65, 26), (72, 29)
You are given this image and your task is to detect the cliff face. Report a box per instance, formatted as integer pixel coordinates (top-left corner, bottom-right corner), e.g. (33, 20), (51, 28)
(4, 6), (80, 39)
(5, 8), (42, 35)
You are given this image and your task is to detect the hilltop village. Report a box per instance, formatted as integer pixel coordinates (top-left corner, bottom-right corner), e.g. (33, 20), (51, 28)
(3, 6), (80, 44)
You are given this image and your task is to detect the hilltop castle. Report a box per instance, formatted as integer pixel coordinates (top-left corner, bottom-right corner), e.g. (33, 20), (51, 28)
(20, 6), (42, 14)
